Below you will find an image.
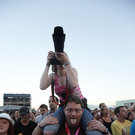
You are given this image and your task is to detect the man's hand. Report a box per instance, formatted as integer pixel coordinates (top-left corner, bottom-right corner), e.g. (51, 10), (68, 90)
(122, 129), (129, 135)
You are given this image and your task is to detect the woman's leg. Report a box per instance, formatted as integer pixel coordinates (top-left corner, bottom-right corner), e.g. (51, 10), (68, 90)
(44, 107), (65, 134)
(81, 108), (102, 135)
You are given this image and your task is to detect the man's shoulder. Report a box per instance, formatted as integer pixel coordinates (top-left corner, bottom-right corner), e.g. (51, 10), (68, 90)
(125, 120), (131, 124)
(14, 120), (22, 127)
(111, 119), (117, 125)
(45, 110), (52, 116)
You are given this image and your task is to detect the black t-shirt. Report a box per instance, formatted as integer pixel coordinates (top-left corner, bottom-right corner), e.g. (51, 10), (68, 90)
(14, 120), (37, 135)
(56, 124), (86, 135)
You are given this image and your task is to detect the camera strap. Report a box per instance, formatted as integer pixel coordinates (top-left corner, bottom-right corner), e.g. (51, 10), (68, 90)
(51, 78), (68, 106)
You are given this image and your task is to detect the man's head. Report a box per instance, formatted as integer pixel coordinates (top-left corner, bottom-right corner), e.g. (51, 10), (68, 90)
(39, 104), (48, 115)
(64, 95), (84, 126)
(94, 108), (98, 114)
(49, 96), (58, 112)
(19, 107), (29, 121)
(114, 106), (128, 118)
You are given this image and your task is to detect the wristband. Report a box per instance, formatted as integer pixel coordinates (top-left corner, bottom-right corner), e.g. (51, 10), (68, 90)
(64, 62), (70, 66)
(38, 123), (44, 129)
(102, 128), (109, 134)
(46, 63), (50, 66)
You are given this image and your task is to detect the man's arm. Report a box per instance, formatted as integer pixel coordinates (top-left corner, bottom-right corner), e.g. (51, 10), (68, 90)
(87, 118), (111, 135)
(32, 115), (58, 135)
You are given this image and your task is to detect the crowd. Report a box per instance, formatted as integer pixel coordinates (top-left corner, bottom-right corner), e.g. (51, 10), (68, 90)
(0, 100), (135, 135)
(0, 50), (135, 135)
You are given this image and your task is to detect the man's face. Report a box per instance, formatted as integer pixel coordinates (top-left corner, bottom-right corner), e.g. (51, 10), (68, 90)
(49, 97), (57, 111)
(64, 101), (83, 126)
(118, 107), (128, 118)
(40, 108), (47, 115)
(20, 114), (29, 121)
(94, 109), (98, 114)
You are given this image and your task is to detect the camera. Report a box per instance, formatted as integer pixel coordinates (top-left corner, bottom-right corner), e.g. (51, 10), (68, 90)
(50, 26), (66, 65)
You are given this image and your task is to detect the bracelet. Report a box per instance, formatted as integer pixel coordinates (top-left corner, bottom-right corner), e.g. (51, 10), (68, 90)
(38, 123), (44, 129)
(64, 62), (70, 66)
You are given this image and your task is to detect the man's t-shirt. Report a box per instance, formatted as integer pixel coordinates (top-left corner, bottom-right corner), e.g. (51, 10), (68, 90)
(111, 119), (131, 135)
(56, 124), (86, 135)
(14, 120), (37, 135)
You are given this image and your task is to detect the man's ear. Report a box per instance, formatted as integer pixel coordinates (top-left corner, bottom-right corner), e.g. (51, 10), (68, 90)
(82, 108), (84, 113)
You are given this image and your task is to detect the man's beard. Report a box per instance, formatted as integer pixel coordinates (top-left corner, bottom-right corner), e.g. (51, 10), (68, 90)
(51, 108), (55, 112)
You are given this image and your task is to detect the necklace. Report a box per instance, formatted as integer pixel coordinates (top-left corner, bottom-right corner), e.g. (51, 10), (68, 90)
(65, 122), (80, 135)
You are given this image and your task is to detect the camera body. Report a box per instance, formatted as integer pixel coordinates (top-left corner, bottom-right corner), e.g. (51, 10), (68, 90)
(50, 26), (66, 65)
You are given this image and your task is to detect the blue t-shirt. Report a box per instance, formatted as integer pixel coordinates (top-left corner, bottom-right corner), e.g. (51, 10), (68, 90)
(130, 119), (135, 135)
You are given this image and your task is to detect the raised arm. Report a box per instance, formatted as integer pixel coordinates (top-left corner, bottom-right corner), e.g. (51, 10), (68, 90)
(55, 52), (78, 88)
(40, 51), (54, 90)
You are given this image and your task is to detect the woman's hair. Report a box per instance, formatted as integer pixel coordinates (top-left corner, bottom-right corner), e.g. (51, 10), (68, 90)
(101, 106), (105, 112)
(8, 122), (14, 135)
(52, 65), (57, 72)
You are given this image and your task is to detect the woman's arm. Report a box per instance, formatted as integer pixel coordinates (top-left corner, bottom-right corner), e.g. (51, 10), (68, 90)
(65, 65), (78, 88)
(55, 52), (78, 88)
(40, 51), (54, 90)
(40, 67), (53, 90)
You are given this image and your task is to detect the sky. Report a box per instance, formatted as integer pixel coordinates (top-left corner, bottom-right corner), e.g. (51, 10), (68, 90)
(0, 0), (135, 110)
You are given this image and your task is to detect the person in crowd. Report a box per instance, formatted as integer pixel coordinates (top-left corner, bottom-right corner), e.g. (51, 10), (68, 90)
(35, 104), (48, 124)
(30, 112), (36, 122)
(95, 103), (106, 120)
(40, 51), (96, 135)
(14, 107), (37, 135)
(32, 96), (59, 135)
(10, 114), (15, 124)
(0, 113), (14, 135)
(128, 103), (135, 135)
(111, 106), (131, 135)
(99, 106), (114, 134)
(14, 111), (19, 123)
(126, 112), (134, 122)
(109, 108), (116, 120)
(33, 95), (110, 135)
(45, 96), (59, 117)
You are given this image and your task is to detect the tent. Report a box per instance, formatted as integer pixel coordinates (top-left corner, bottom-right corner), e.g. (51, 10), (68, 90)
(0, 105), (23, 114)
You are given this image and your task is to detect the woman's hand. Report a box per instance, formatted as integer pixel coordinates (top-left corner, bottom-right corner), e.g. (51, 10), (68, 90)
(47, 51), (55, 65)
(39, 115), (58, 127)
(55, 52), (68, 64)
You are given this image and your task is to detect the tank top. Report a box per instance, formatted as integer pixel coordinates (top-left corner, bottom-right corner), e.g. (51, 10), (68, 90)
(54, 74), (84, 101)
(102, 116), (114, 134)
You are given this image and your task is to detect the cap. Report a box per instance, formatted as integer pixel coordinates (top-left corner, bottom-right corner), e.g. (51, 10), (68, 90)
(19, 107), (29, 116)
(0, 113), (14, 125)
